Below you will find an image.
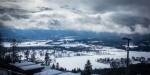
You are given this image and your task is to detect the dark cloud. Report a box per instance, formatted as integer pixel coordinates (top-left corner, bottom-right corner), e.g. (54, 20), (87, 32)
(0, 6), (30, 20)
(86, 0), (150, 13)
(0, 14), (11, 21)
(83, 0), (150, 34)
(111, 14), (150, 27)
(0, 21), (4, 27)
(77, 16), (101, 24)
(0, 6), (27, 14)
(0, 21), (7, 28)
(0, 0), (150, 34)
(48, 19), (61, 26)
(38, 7), (53, 11)
(11, 14), (29, 19)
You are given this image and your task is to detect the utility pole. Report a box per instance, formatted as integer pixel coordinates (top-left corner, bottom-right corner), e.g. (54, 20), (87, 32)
(122, 37), (131, 75)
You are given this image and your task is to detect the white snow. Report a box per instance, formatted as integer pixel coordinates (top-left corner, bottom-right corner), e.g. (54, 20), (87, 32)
(3, 40), (150, 71)
(2, 40), (53, 47)
(60, 43), (89, 48)
(2, 40), (89, 48)
(34, 69), (62, 75)
(13, 62), (34, 67)
(34, 69), (79, 75)
(59, 72), (80, 75)
(56, 55), (110, 70)
(53, 46), (150, 70)
(16, 45), (150, 71)
(58, 38), (75, 42)
(2, 42), (11, 47)
(20, 64), (43, 70)
(13, 62), (43, 70)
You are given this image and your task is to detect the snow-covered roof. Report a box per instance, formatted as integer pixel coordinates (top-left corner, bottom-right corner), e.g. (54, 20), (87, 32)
(20, 64), (43, 70)
(34, 69), (80, 75)
(13, 62), (35, 67)
(34, 69), (62, 75)
(12, 62), (44, 71)
(59, 72), (80, 75)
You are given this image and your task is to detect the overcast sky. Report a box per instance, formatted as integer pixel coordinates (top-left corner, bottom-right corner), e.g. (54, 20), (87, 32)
(0, 0), (150, 34)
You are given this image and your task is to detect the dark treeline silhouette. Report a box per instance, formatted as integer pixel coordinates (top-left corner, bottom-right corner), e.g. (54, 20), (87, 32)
(96, 57), (150, 68)
(91, 63), (150, 75)
(50, 63), (67, 72)
(97, 58), (127, 68)
(0, 39), (21, 64)
(70, 60), (150, 75)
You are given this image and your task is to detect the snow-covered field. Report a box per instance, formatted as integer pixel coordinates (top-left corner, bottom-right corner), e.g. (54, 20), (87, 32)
(16, 46), (150, 71)
(2, 40), (150, 71)
(55, 50), (150, 70)
(2, 40), (53, 47)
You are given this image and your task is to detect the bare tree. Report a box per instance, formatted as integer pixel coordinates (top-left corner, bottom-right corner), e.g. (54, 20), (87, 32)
(31, 51), (36, 62)
(25, 50), (30, 61)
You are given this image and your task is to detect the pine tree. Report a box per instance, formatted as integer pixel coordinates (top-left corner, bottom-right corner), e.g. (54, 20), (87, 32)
(56, 62), (59, 70)
(77, 68), (81, 72)
(83, 60), (92, 75)
(45, 52), (50, 66)
(51, 63), (56, 69)
(72, 68), (77, 73)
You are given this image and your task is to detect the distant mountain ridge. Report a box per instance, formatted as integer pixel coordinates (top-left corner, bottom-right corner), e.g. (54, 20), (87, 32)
(0, 28), (150, 43)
